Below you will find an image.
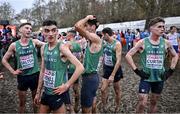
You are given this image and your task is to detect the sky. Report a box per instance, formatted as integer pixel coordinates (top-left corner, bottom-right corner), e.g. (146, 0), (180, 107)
(0, 0), (35, 14)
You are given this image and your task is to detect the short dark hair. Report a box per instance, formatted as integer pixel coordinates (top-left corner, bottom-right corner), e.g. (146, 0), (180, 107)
(102, 27), (113, 36)
(68, 29), (76, 36)
(87, 19), (99, 29)
(61, 32), (67, 36)
(148, 17), (165, 28)
(19, 22), (31, 28)
(136, 28), (140, 32)
(170, 26), (176, 30)
(42, 20), (57, 26)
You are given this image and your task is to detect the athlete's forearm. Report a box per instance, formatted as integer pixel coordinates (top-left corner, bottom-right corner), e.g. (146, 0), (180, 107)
(36, 61), (44, 94)
(167, 42), (179, 69)
(111, 60), (121, 77)
(125, 54), (137, 70)
(75, 17), (89, 29)
(170, 54), (178, 69)
(66, 63), (84, 88)
(178, 41), (180, 50)
(36, 72), (44, 94)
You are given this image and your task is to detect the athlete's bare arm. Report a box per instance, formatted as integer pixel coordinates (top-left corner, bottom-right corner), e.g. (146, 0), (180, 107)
(32, 39), (46, 47)
(64, 41), (80, 52)
(74, 15), (101, 44)
(165, 40), (178, 69)
(109, 42), (122, 81)
(125, 39), (144, 70)
(34, 45), (45, 105)
(178, 35), (180, 52)
(2, 43), (22, 75)
(53, 44), (84, 95)
(0, 72), (4, 79)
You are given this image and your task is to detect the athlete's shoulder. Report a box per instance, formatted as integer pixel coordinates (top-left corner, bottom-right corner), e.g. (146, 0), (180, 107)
(138, 38), (145, 44)
(164, 38), (170, 44)
(90, 32), (101, 39)
(89, 32), (101, 39)
(115, 39), (121, 46)
(10, 42), (16, 48)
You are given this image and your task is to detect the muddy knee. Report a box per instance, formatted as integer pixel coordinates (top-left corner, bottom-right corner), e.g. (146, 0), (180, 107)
(139, 96), (148, 108)
(150, 98), (158, 106)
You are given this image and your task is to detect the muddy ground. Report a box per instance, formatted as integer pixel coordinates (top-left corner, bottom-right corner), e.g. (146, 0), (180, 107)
(0, 54), (180, 113)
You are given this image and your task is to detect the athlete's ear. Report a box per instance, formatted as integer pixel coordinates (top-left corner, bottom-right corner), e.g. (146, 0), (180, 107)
(19, 27), (22, 33)
(92, 25), (96, 30)
(105, 33), (109, 37)
(149, 26), (152, 31)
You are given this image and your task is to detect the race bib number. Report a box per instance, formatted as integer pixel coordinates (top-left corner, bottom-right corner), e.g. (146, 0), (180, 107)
(104, 54), (113, 66)
(146, 55), (163, 69)
(44, 69), (56, 88)
(20, 54), (34, 70)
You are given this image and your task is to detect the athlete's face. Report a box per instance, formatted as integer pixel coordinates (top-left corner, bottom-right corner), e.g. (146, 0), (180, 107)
(43, 25), (58, 43)
(102, 33), (109, 41)
(85, 23), (95, 32)
(66, 32), (73, 41)
(19, 25), (32, 38)
(150, 22), (165, 36)
(171, 27), (177, 33)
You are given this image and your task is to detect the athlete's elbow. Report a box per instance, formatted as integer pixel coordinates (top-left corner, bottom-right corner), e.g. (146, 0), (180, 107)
(79, 63), (85, 73)
(1, 58), (6, 66)
(125, 54), (129, 60)
(74, 23), (81, 31)
(174, 53), (179, 61)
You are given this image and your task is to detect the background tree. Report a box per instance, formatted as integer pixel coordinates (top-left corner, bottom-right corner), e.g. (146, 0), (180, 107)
(0, 2), (15, 21)
(2, 0), (180, 30)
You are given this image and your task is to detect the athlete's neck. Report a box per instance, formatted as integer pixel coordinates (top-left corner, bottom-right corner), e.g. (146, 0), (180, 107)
(69, 38), (74, 42)
(107, 37), (114, 43)
(150, 34), (160, 41)
(49, 40), (58, 49)
(20, 37), (29, 44)
(170, 31), (175, 34)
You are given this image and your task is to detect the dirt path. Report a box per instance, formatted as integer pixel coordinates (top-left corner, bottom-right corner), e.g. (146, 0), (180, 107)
(0, 55), (180, 113)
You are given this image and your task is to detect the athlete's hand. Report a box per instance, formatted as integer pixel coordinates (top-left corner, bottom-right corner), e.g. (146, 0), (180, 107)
(161, 68), (174, 81)
(0, 72), (4, 79)
(12, 69), (22, 75)
(108, 75), (114, 82)
(53, 83), (70, 95)
(86, 15), (96, 20)
(34, 93), (41, 106)
(178, 48), (180, 53)
(133, 68), (150, 79)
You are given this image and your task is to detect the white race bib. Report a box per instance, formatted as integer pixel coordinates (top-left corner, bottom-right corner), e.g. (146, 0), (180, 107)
(104, 53), (113, 66)
(20, 54), (34, 70)
(44, 69), (56, 88)
(146, 55), (163, 69)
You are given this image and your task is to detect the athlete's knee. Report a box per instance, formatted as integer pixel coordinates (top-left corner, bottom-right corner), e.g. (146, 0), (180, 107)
(150, 98), (158, 106)
(101, 83), (108, 93)
(19, 99), (26, 107)
(73, 85), (79, 95)
(113, 83), (120, 95)
(101, 87), (106, 94)
(138, 96), (148, 108)
(114, 88), (120, 95)
(82, 107), (91, 113)
(18, 94), (26, 106)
